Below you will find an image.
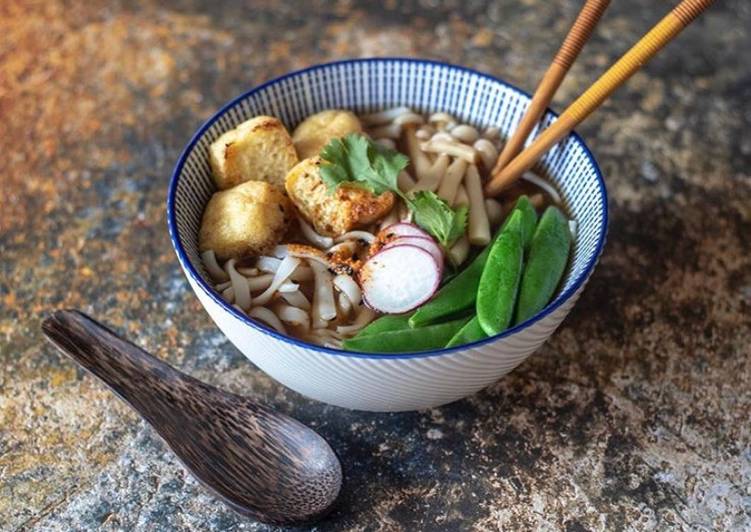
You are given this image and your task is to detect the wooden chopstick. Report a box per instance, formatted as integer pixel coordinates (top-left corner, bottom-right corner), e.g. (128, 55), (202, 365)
(492, 0), (610, 175)
(485, 0), (717, 197)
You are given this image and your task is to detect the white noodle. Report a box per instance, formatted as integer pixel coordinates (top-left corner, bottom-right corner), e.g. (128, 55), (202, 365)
(465, 165), (491, 246)
(248, 274), (274, 292)
(201, 250), (229, 282)
(221, 286), (234, 304)
(226, 259), (251, 311)
(437, 158), (468, 204)
(484, 198), (505, 227)
(278, 281), (299, 293)
(270, 245), (289, 258)
(412, 153), (449, 192)
(273, 304), (310, 332)
(280, 289), (311, 310)
(327, 241), (357, 256)
(421, 139), (478, 163)
(287, 245), (330, 266)
(235, 266), (259, 276)
(215, 281), (231, 291)
(451, 124), (479, 144)
(521, 172), (562, 204)
(297, 219), (333, 249)
(253, 256), (301, 306)
(333, 274), (362, 307)
(257, 256), (282, 273)
(248, 307), (287, 334)
(289, 266), (313, 282)
(310, 261), (337, 322)
(361, 106), (413, 126)
(449, 235), (470, 267)
(474, 138), (499, 170)
(375, 138), (396, 150)
(334, 230), (376, 244)
(338, 291), (352, 315)
(336, 307), (377, 335)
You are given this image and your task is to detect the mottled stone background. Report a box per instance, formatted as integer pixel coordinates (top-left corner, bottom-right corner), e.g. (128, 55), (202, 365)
(1, 0), (750, 530)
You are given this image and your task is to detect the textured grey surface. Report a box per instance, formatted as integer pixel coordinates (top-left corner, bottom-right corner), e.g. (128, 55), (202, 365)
(1, 0), (750, 530)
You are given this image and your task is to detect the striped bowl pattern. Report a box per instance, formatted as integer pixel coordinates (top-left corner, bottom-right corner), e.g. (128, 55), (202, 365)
(168, 58), (608, 412)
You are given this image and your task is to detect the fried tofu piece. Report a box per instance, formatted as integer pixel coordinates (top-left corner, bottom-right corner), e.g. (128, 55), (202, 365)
(209, 116), (298, 190)
(285, 156), (394, 237)
(292, 110), (362, 159)
(199, 180), (293, 260)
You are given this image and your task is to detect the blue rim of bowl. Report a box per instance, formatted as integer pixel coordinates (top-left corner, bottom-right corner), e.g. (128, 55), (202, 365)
(167, 57), (608, 360)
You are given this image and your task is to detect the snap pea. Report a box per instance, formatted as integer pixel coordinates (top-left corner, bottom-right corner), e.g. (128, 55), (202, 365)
(514, 206), (572, 325)
(476, 209), (524, 336)
(343, 317), (470, 353)
(445, 315), (486, 347)
(354, 313), (413, 337)
(409, 196), (537, 328)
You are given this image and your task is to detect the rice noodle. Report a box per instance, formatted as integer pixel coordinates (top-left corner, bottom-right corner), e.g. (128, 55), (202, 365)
(201, 250), (229, 282)
(473, 138), (498, 170)
(273, 303), (310, 332)
(226, 259), (251, 310)
(484, 198), (505, 227)
(333, 274), (362, 307)
(309, 260), (337, 323)
(278, 281), (299, 293)
(280, 289), (311, 310)
(361, 106), (413, 126)
(248, 307), (287, 334)
(337, 291), (352, 315)
(221, 286), (234, 304)
(289, 266), (313, 282)
(437, 158), (468, 204)
(297, 219), (334, 249)
(287, 244), (330, 266)
(421, 139), (478, 163)
(253, 255), (301, 306)
(257, 256), (282, 273)
(247, 274), (274, 292)
(465, 165), (491, 246)
(235, 266), (259, 277)
(334, 230), (376, 244)
(337, 307), (377, 335)
(521, 172), (562, 204)
(327, 241), (357, 256)
(215, 280), (231, 291)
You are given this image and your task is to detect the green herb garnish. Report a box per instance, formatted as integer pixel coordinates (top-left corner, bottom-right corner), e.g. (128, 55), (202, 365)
(320, 133), (467, 248)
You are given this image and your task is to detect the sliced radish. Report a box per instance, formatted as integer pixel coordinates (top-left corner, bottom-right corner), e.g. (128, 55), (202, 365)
(360, 245), (441, 314)
(379, 222), (431, 241)
(383, 236), (443, 267)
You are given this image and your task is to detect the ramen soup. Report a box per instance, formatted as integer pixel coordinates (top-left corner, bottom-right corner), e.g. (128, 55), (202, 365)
(198, 108), (573, 353)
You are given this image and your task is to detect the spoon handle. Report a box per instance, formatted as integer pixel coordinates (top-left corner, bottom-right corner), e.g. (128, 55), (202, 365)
(41, 309), (204, 422)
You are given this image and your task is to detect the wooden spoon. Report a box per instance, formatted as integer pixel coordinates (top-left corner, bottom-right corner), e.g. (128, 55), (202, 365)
(41, 309), (342, 526)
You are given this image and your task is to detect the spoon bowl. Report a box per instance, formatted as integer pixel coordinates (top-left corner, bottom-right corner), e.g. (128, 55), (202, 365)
(41, 310), (342, 526)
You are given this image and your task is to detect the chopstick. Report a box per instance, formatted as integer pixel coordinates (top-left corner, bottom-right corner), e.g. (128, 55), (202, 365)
(491, 0), (610, 175)
(485, 0), (717, 197)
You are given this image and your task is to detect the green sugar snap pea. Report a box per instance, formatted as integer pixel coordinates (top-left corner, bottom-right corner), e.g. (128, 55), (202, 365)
(445, 315), (487, 347)
(409, 196), (537, 328)
(343, 317), (470, 353)
(477, 209), (524, 336)
(354, 313), (413, 337)
(514, 206), (572, 325)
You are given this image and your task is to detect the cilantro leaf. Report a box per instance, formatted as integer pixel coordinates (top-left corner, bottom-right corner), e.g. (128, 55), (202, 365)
(409, 191), (468, 248)
(319, 133), (408, 196)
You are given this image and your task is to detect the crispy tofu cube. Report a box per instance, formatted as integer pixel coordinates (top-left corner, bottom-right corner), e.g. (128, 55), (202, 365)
(292, 110), (362, 159)
(285, 156), (394, 237)
(199, 181), (293, 260)
(209, 116), (298, 190)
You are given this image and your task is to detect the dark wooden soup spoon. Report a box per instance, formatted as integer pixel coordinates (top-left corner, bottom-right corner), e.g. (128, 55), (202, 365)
(41, 309), (342, 526)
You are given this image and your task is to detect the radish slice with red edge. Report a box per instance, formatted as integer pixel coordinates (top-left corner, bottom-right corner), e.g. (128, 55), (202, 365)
(379, 222), (430, 241)
(383, 236), (443, 267)
(360, 244), (441, 314)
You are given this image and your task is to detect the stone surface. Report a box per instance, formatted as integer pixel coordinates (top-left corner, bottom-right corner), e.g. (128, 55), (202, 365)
(2, 0), (750, 530)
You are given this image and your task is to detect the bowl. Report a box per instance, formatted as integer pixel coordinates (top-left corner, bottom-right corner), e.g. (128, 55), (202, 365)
(168, 58), (608, 412)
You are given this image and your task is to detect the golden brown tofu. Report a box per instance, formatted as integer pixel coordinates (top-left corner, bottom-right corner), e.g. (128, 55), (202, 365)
(209, 116), (298, 190)
(292, 110), (362, 159)
(285, 156), (394, 237)
(199, 181), (293, 260)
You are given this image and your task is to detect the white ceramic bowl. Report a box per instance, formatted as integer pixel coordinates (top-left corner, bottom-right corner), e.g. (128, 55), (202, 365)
(168, 58), (608, 412)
